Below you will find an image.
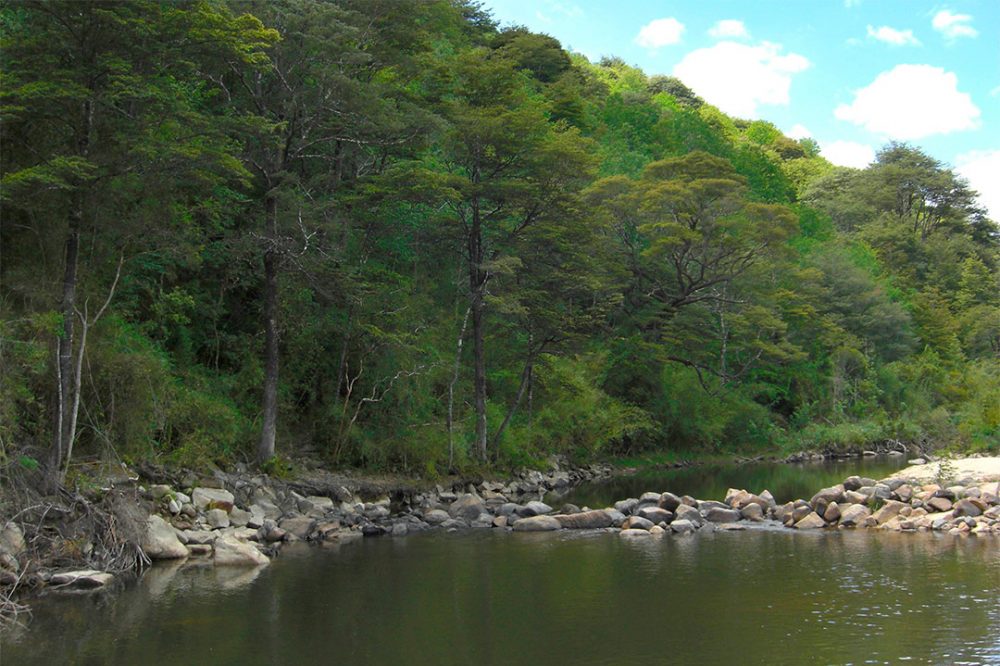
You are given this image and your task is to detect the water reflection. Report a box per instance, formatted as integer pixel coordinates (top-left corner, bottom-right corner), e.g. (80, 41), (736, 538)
(5, 528), (998, 665)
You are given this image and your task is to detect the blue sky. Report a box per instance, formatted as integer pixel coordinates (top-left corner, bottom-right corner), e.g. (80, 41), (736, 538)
(485, 1), (999, 218)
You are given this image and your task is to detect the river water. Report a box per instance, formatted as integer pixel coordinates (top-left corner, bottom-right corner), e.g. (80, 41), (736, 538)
(4, 459), (999, 665)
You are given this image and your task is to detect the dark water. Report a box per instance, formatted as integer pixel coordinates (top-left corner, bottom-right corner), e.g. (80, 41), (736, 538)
(4, 459), (999, 666)
(552, 456), (910, 508)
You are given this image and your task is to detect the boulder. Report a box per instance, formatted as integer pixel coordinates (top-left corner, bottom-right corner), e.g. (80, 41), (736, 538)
(142, 515), (188, 559)
(622, 516), (654, 531)
(704, 507), (741, 523)
(926, 497), (953, 513)
(810, 485), (845, 511)
(0, 522), (26, 557)
(952, 498), (984, 517)
(822, 502), (841, 523)
(49, 570), (114, 590)
(424, 509), (450, 525)
(740, 503), (764, 522)
(183, 529), (218, 545)
(522, 501), (554, 517)
(636, 507), (674, 524)
(229, 507), (252, 528)
(725, 488), (752, 508)
(206, 508), (230, 529)
(638, 492), (662, 506)
(872, 500), (907, 524)
(214, 535), (269, 566)
(278, 516), (315, 540)
(511, 516), (562, 532)
(297, 496), (335, 515)
(674, 504), (703, 526)
(838, 504), (871, 527)
(448, 494), (486, 520)
(606, 509), (627, 528)
(649, 525), (666, 536)
(150, 484), (173, 500)
(191, 487), (235, 512)
(658, 492), (681, 512)
(843, 491), (868, 505)
(554, 510), (613, 529)
(670, 519), (696, 534)
(618, 528), (652, 538)
(794, 512), (826, 529)
(614, 498), (639, 515)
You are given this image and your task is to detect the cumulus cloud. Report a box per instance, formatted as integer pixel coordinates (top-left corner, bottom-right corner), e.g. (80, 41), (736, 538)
(866, 25), (920, 46)
(672, 41), (809, 118)
(834, 64), (980, 139)
(932, 10), (978, 39)
(956, 150), (1000, 220)
(635, 18), (685, 49)
(787, 124), (812, 140)
(820, 141), (875, 169)
(709, 20), (748, 39)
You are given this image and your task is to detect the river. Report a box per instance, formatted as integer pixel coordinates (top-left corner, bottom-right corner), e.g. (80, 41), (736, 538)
(4, 458), (999, 665)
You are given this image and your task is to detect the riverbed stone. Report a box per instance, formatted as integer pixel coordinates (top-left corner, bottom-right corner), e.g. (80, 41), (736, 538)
(142, 515), (188, 559)
(740, 503), (764, 522)
(214, 535), (269, 566)
(670, 519), (695, 534)
(150, 484), (173, 500)
(926, 496), (953, 513)
(207, 508), (230, 529)
(636, 507), (674, 524)
(192, 487), (235, 511)
(229, 507), (252, 528)
(810, 485), (845, 511)
(649, 525), (666, 536)
(554, 510), (613, 529)
(606, 509), (627, 528)
(447, 494), (485, 521)
(614, 498), (639, 515)
(704, 507), (741, 523)
(794, 512), (826, 529)
(512, 515), (562, 532)
(619, 528), (652, 538)
(838, 504), (871, 527)
(843, 490), (868, 505)
(823, 502), (841, 523)
(791, 504), (813, 524)
(952, 498), (984, 517)
(622, 516), (654, 531)
(49, 570), (115, 590)
(674, 504), (703, 526)
(278, 516), (315, 540)
(0, 522), (25, 557)
(522, 501), (554, 517)
(873, 500), (907, 524)
(658, 492), (682, 511)
(183, 529), (218, 545)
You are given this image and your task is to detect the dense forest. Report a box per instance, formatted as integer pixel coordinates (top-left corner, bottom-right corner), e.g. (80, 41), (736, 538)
(1, 0), (997, 487)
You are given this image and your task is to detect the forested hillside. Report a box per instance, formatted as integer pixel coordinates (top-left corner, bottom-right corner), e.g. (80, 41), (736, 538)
(2, 0), (997, 485)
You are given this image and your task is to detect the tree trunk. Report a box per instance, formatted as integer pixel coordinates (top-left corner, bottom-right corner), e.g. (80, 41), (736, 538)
(258, 194), (279, 464)
(491, 351), (535, 451)
(447, 305), (471, 469)
(49, 205), (81, 487)
(468, 195), (488, 461)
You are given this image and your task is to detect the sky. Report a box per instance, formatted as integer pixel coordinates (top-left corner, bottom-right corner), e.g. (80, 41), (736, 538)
(485, 0), (1000, 219)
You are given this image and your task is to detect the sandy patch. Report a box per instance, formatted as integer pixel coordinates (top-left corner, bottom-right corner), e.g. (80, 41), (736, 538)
(891, 456), (1000, 485)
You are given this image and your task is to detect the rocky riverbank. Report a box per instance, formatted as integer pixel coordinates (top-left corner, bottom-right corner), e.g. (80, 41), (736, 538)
(2, 454), (996, 612)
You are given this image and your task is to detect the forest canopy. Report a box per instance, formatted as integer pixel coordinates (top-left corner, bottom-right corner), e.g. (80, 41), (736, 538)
(1, 0), (997, 484)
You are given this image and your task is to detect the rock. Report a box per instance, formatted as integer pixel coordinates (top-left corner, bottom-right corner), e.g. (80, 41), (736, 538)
(521, 501), (553, 517)
(725, 488), (751, 508)
(638, 492), (662, 506)
(554, 510), (613, 529)
(424, 509), (450, 525)
(658, 492), (681, 512)
(390, 523), (408, 537)
(649, 525), (666, 536)
(512, 516), (562, 532)
(705, 507), (741, 523)
(606, 509), (627, 528)
(697, 500), (729, 513)
(559, 504), (581, 515)
(952, 498), (984, 517)
(622, 516), (654, 531)
(142, 515), (188, 559)
(740, 503), (764, 522)
(794, 512), (826, 529)
(206, 508), (230, 529)
(614, 498), (639, 515)
(838, 504), (871, 527)
(492, 515), (508, 528)
(297, 496), (335, 515)
(167, 499), (182, 515)
(822, 502), (841, 523)
(843, 490), (868, 505)
(674, 504), (703, 526)
(715, 523), (746, 531)
(278, 516), (315, 540)
(619, 528), (652, 538)
(150, 484), (173, 500)
(187, 544), (212, 556)
(49, 570), (114, 590)
(873, 500), (907, 524)
(670, 519), (696, 534)
(449, 494), (486, 521)
(636, 507), (674, 524)
(926, 496), (953, 513)
(214, 535), (269, 566)
(229, 507), (252, 528)
(191, 487), (235, 511)
(0, 522), (26, 557)
(872, 484), (892, 501)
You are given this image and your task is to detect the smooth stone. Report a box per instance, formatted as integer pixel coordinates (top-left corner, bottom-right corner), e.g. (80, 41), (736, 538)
(838, 504), (871, 527)
(278, 516), (315, 540)
(926, 497), (953, 513)
(823, 502), (841, 523)
(206, 508), (230, 529)
(191, 487), (235, 511)
(614, 498), (639, 515)
(619, 528), (652, 538)
(622, 516), (655, 531)
(794, 512), (826, 529)
(182, 529), (218, 545)
(297, 496), (335, 515)
(0, 522), (26, 556)
(522, 501), (554, 517)
(142, 515), (188, 559)
(229, 507), (252, 528)
(670, 519), (696, 534)
(213, 535), (269, 566)
(648, 525), (666, 536)
(554, 510), (613, 529)
(636, 507), (674, 524)
(952, 498), (984, 517)
(704, 507), (741, 523)
(740, 503), (764, 522)
(674, 504), (703, 526)
(150, 484), (173, 500)
(658, 492), (681, 511)
(49, 570), (114, 590)
(512, 515), (562, 532)
(606, 509), (627, 528)
(423, 509), (450, 525)
(873, 500), (907, 524)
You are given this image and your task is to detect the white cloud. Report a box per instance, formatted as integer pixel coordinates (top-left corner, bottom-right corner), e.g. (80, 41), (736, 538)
(635, 18), (685, 49)
(709, 20), (748, 39)
(932, 10), (978, 39)
(834, 64), (980, 140)
(866, 25), (920, 46)
(956, 150), (1000, 220)
(787, 124), (812, 140)
(820, 141), (875, 169)
(672, 41), (810, 118)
